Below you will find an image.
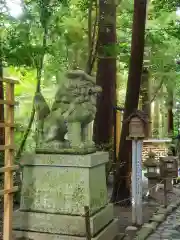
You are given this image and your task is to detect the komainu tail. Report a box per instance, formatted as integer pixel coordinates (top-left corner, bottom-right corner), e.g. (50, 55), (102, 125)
(33, 92), (50, 121)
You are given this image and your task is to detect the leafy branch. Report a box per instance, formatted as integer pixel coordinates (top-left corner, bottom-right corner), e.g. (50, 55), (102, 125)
(15, 1), (51, 160)
(86, 0), (98, 74)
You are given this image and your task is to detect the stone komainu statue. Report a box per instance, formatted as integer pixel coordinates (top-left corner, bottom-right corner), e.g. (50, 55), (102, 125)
(34, 70), (101, 150)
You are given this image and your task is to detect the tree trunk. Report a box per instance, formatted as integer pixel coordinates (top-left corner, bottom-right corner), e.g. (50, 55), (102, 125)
(167, 93), (174, 136)
(165, 86), (174, 136)
(153, 99), (160, 137)
(141, 68), (151, 136)
(111, 0), (147, 204)
(93, 0), (116, 146)
(168, 109), (174, 134)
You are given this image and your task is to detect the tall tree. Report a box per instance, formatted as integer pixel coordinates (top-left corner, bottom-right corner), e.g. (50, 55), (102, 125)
(141, 67), (151, 135)
(111, 0), (147, 203)
(94, 0), (116, 146)
(167, 86), (174, 135)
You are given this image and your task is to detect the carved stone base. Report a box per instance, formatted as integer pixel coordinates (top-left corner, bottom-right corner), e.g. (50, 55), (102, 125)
(165, 178), (173, 192)
(13, 204), (115, 237)
(148, 178), (159, 198)
(19, 152), (108, 215)
(13, 152), (119, 239)
(13, 219), (119, 240)
(35, 145), (96, 155)
(36, 137), (96, 155)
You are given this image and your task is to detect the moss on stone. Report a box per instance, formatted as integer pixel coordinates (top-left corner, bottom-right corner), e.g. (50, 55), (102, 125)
(35, 147), (96, 155)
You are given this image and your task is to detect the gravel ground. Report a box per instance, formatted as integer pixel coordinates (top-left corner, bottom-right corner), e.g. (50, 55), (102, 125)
(147, 206), (180, 240)
(146, 185), (180, 240)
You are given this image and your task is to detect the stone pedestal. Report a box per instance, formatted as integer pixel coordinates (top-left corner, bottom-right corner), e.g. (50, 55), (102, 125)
(148, 178), (159, 198)
(13, 152), (119, 240)
(144, 172), (159, 199)
(165, 178), (173, 192)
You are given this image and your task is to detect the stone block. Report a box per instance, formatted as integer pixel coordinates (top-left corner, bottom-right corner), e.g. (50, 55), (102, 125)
(14, 152), (120, 240)
(150, 213), (165, 222)
(13, 219), (119, 240)
(148, 179), (159, 198)
(167, 205), (173, 213)
(143, 222), (158, 230)
(169, 204), (177, 211)
(157, 207), (167, 214)
(20, 152), (108, 215)
(125, 226), (137, 240)
(13, 204), (113, 237)
(113, 233), (125, 240)
(166, 178), (173, 191)
(135, 228), (152, 240)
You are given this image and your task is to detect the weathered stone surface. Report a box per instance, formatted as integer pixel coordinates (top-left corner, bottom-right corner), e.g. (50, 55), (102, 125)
(13, 204), (113, 237)
(165, 178), (173, 191)
(147, 178), (159, 199)
(143, 222), (158, 230)
(169, 203), (177, 210)
(125, 226), (137, 239)
(176, 199), (180, 206)
(22, 152), (108, 167)
(156, 207), (168, 215)
(36, 147), (96, 155)
(134, 222), (159, 240)
(34, 70), (102, 150)
(14, 152), (119, 240)
(134, 227), (153, 240)
(20, 153), (108, 215)
(167, 205), (173, 213)
(13, 219), (119, 240)
(150, 213), (165, 222)
(174, 223), (180, 232)
(113, 233), (125, 240)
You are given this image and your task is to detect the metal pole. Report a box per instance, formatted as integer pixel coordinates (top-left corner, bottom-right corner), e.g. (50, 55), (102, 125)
(136, 140), (143, 225)
(132, 140), (137, 225)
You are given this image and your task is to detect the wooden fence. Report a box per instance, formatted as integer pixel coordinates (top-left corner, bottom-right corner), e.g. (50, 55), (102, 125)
(0, 77), (19, 240)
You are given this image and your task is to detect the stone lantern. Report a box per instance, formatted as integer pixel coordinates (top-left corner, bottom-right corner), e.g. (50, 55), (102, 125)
(160, 150), (178, 191)
(144, 151), (160, 198)
(160, 150), (178, 178)
(144, 151), (159, 175)
(125, 110), (149, 139)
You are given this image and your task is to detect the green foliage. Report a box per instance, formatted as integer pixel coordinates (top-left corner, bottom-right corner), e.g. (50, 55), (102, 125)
(1, 0), (180, 151)
(152, 0), (178, 13)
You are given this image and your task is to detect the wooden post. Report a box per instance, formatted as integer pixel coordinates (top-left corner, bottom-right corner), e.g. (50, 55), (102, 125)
(131, 139), (143, 226)
(126, 110), (148, 226)
(132, 140), (137, 225)
(0, 77), (19, 240)
(84, 206), (91, 240)
(136, 140), (143, 225)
